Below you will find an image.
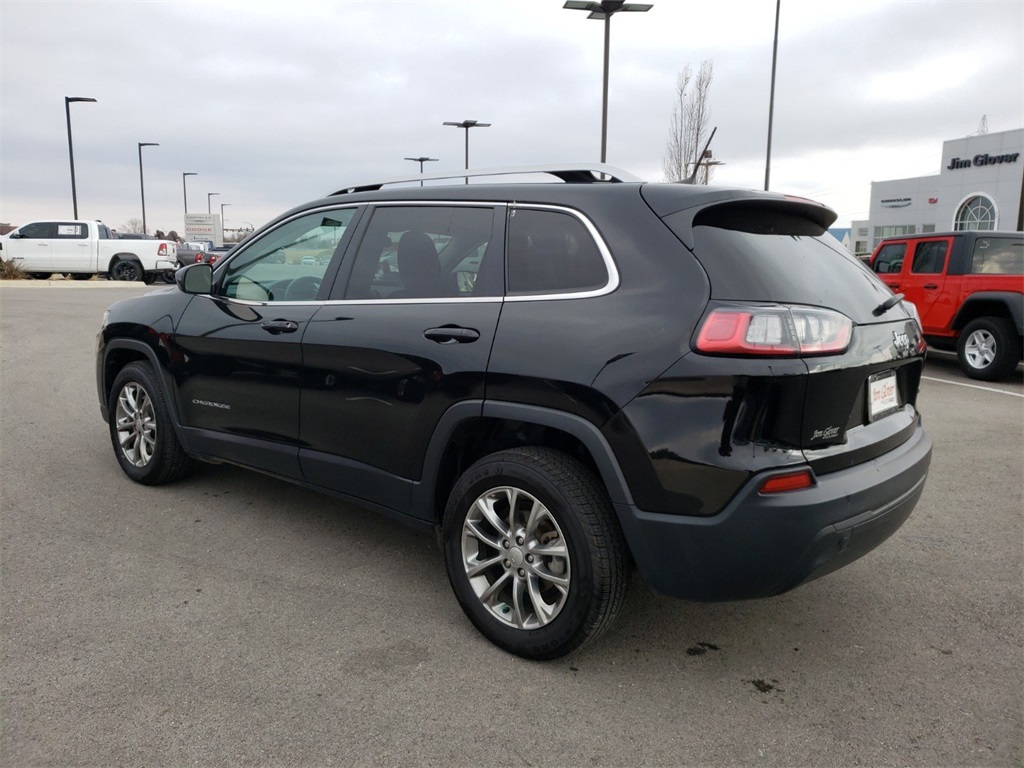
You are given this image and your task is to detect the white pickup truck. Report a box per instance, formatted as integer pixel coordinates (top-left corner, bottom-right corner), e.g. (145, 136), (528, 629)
(0, 220), (178, 282)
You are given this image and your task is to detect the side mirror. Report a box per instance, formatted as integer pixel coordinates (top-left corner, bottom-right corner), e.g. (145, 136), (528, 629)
(9, 233), (24, 239)
(177, 262), (213, 295)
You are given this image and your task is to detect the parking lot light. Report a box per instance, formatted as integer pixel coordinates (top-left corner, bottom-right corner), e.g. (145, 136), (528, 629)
(183, 172), (198, 215)
(65, 96), (97, 219)
(443, 121), (490, 184)
(138, 143), (159, 235)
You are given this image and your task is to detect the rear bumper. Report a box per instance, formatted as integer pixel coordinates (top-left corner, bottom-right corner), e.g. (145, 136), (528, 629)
(614, 420), (932, 601)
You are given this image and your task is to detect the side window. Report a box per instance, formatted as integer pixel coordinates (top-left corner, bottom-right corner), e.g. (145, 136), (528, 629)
(219, 208), (355, 302)
(910, 240), (948, 274)
(872, 243), (905, 274)
(55, 223), (88, 239)
(16, 222), (55, 239)
(343, 206), (498, 299)
(507, 208), (608, 295)
(971, 237), (1024, 275)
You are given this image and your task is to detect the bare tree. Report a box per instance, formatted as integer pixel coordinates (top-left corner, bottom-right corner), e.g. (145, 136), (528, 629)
(120, 218), (145, 234)
(663, 60), (715, 183)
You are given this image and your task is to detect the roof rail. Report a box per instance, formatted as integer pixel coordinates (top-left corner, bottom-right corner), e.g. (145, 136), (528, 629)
(326, 163), (644, 196)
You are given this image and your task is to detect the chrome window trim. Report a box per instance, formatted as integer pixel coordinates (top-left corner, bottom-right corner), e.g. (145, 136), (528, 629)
(504, 202), (619, 302)
(214, 200), (619, 307)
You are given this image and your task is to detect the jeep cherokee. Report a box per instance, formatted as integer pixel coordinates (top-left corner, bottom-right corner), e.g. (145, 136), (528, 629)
(97, 165), (933, 659)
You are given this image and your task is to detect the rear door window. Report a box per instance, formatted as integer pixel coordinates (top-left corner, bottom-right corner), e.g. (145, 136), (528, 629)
(341, 205), (499, 300)
(910, 240), (948, 274)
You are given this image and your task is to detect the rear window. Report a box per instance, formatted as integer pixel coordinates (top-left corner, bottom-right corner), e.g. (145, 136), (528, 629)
(669, 204), (895, 324)
(970, 236), (1023, 275)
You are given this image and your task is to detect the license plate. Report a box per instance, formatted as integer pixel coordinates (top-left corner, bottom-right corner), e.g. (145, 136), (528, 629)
(868, 370), (899, 421)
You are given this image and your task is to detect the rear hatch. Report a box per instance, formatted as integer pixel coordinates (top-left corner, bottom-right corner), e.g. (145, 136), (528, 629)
(654, 194), (925, 473)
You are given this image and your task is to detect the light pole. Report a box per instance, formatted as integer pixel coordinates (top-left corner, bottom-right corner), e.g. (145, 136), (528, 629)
(764, 0), (781, 191)
(220, 202), (230, 226)
(138, 143), (159, 235)
(442, 121), (490, 184)
(207, 192), (219, 214)
(183, 172), (197, 214)
(563, 1), (652, 164)
(65, 96), (97, 218)
(404, 156), (439, 186)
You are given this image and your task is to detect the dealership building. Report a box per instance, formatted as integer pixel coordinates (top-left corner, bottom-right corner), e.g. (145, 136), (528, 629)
(852, 127), (1023, 256)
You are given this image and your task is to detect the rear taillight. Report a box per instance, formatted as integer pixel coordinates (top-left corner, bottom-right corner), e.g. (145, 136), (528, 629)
(695, 304), (852, 357)
(209, 256), (218, 266)
(195, 254), (203, 263)
(157, 243), (168, 256)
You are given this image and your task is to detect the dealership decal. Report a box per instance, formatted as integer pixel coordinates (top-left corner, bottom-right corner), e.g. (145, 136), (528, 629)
(881, 197), (912, 208)
(946, 152), (1020, 170)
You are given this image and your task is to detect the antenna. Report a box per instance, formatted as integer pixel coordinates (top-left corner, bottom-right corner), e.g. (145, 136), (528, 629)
(681, 126), (717, 185)
(975, 115), (989, 135)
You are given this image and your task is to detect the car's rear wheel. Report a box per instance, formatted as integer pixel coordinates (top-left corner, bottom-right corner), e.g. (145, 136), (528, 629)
(70, 273), (92, 281)
(109, 259), (143, 282)
(957, 317), (1021, 381)
(29, 272), (52, 280)
(442, 447), (627, 660)
(108, 362), (194, 485)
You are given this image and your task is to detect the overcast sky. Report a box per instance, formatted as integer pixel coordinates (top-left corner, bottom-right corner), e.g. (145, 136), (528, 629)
(2, 0), (1022, 234)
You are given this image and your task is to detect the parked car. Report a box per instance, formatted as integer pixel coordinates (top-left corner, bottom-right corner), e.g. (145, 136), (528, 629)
(0, 220), (177, 282)
(96, 164), (932, 659)
(199, 243), (238, 267)
(869, 231), (1023, 380)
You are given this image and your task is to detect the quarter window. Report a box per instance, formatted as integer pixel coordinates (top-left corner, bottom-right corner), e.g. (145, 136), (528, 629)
(506, 208), (607, 295)
(970, 237), (1023, 274)
(955, 195), (996, 231)
(219, 208), (355, 302)
(343, 206), (498, 300)
(910, 241), (948, 274)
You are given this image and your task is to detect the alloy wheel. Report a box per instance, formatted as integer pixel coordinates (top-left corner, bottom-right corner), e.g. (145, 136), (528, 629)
(964, 328), (996, 369)
(461, 485), (571, 629)
(115, 382), (156, 467)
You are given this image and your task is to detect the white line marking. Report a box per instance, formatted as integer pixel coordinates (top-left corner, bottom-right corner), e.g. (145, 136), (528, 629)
(921, 375), (1024, 398)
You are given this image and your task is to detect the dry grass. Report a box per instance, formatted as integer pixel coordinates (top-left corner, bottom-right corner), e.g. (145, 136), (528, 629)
(0, 258), (27, 280)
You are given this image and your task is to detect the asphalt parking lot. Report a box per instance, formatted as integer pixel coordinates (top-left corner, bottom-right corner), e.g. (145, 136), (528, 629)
(1, 281), (1021, 767)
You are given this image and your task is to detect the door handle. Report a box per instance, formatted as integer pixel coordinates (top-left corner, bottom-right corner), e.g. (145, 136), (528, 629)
(923, 283), (938, 290)
(261, 319), (299, 334)
(424, 326), (480, 344)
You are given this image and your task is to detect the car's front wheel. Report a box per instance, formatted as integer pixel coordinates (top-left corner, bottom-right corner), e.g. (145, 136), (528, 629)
(442, 447), (627, 660)
(108, 362), (194, 485)
(957, 317), (1021, 381)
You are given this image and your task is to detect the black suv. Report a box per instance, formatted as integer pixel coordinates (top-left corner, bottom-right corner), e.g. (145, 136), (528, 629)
(97, 165), (932, 659)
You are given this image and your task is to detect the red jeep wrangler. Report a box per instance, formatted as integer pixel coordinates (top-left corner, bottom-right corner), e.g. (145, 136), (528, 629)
(870, 231), (1023, 380)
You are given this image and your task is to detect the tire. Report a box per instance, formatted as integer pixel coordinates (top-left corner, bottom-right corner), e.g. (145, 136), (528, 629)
(442, 447), (627, 660)
(71, 273), (92, 281)
(108, 362), (194, 485)
(957, 317), (1021, 381)
(109, 259), (143, 282)
(29, 272), (52, 280)
(160, 271), (176, 284)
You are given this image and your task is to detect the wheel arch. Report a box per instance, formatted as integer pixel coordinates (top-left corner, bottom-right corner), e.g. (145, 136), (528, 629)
(107, 253), (144, 272)
(101, 338), (189, 447)
(952, 292), (1024, 336)
(415, 400), (634, 527)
